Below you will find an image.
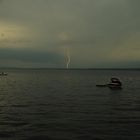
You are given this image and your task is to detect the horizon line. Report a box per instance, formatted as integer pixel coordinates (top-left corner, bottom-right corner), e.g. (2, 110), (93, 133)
(0, 67), (140, 70)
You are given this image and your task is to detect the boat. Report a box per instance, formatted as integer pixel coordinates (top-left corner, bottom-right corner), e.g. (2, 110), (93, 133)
(0, 72), (8, 76)
(96, 78), (122, 89)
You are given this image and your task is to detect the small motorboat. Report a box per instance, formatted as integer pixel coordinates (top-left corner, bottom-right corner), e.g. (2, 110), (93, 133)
(96, 78), (122, 89)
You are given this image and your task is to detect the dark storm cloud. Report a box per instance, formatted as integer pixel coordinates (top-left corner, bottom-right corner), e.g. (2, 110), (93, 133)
(0, 48), (63, 64)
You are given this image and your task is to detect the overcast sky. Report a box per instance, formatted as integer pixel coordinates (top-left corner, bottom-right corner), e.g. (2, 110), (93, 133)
(0, 0), (140, 68)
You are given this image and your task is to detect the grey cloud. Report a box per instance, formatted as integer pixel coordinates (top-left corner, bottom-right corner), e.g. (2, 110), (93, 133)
(1, 1), (139, 40)
(128, 0), (140, 16)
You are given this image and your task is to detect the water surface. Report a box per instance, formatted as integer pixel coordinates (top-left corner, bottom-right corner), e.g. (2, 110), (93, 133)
(0, 69), (140, 140)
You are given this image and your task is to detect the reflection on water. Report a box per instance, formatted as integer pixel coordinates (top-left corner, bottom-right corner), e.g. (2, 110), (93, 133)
(0, 69), (140, 140)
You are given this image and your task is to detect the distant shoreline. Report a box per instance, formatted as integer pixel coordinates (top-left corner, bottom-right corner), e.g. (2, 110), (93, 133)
(0, 67), (140, 70)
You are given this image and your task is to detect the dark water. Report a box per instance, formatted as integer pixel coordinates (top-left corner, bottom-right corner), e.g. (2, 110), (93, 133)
(0, 69), (140, 140)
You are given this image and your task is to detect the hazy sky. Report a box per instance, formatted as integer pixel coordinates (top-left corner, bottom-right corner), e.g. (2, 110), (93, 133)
(0, 0), (140, 68)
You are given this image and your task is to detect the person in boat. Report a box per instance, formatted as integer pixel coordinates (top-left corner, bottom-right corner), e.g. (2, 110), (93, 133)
(108, 78), (122, 87)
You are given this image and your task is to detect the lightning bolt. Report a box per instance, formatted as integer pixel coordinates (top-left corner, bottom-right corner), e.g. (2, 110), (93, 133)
(66, 47), (70, 69)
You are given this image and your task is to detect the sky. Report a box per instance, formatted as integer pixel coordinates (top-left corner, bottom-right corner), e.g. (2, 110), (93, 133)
(0, 0), (140, 68)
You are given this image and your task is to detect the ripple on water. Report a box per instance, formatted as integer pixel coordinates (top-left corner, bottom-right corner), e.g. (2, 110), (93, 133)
(0, 69), (140, 140)
(0, 131), (15, 138)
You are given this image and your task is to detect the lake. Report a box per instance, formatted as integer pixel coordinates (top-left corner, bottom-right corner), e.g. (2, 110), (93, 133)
(0, 69), (140, 140)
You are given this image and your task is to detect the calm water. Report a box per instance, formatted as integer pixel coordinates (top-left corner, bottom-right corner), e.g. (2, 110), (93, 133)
(0, 69), (140, 140)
